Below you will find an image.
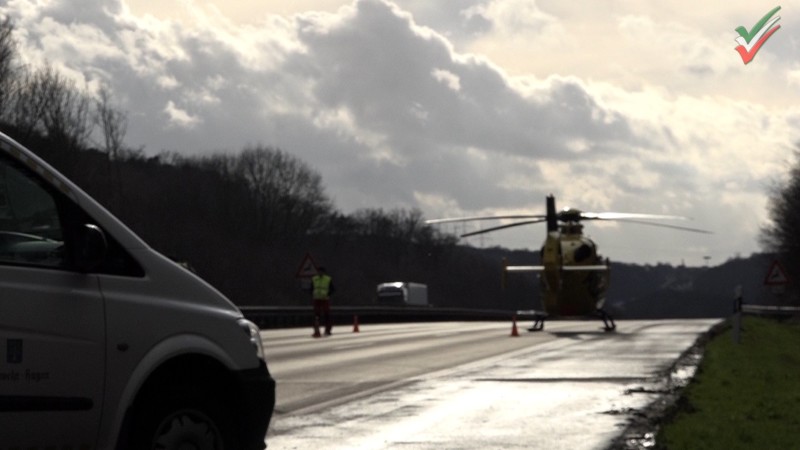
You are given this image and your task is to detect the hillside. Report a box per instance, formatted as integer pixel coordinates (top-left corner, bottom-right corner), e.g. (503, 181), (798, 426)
(608, 253), (793, 319)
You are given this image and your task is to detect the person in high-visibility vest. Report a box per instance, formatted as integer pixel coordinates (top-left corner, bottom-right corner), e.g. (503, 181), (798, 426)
(311, 267), (335, 337)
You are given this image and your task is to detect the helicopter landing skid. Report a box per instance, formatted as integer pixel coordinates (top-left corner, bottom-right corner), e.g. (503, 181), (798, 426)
(596, 309), (616, 332)
(528, 314), (546, 332)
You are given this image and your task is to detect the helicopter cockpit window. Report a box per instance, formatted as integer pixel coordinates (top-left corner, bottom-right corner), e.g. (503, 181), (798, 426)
(574, 243), (593, 262)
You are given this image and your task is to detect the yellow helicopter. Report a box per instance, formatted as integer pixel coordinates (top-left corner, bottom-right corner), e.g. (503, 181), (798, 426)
(426, 195), (710, 332)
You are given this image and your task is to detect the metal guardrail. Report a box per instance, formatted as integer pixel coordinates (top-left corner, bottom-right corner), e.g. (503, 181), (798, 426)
(239, 305), (520, 329)
(741, 304), (800, 315)
(732, 303), (800, 344)
(244, 303), (800, 330)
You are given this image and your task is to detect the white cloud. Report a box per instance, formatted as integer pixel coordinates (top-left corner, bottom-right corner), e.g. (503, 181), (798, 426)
(164, 100), (201, 128)
(157, 75), (180, 89)
(431, 68), (461, 91)
(788, 65), (800, 88)
(464, 0), (559, 35)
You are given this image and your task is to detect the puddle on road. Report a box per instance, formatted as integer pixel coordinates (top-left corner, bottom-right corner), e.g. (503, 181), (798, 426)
(605, 330), (709, 450)
(476, 376), (652, 384)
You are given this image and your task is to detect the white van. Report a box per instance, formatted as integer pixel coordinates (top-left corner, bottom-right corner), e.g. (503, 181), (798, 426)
(376, 282), (428, 306)
(0, 131), (275, 449)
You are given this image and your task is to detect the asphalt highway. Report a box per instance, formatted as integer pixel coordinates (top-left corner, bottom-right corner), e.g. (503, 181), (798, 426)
(261, 319), (720, 449)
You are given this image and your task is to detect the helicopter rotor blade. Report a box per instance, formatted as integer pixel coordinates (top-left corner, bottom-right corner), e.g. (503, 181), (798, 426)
(460, 219), (546, 238)
(579, 212), (690, 221)
(425, 214), (545, 225)
(609, 218), (712, 234)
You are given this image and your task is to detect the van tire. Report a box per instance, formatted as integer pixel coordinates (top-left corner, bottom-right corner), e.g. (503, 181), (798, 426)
(128, 385), (240, 450)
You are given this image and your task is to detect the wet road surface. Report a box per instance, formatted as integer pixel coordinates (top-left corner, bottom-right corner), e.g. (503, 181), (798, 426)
(261, 319), (719, 449)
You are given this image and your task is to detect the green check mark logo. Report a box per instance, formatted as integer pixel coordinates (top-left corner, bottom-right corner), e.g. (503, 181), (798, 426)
(734, 6), (782, 64)
(735, 6), (781, 43)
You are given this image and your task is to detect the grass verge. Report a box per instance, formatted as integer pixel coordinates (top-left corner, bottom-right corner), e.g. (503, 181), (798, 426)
(656, 316), (800, 449)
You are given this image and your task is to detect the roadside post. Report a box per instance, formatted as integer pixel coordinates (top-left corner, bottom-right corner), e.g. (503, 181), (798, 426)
(732, 285), (742, 344)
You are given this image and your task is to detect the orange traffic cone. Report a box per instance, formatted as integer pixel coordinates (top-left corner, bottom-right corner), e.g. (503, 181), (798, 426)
(510, 315), (519, 337)
(353, 315), (360, 333)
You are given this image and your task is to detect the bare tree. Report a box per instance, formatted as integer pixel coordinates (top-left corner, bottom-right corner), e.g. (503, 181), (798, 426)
(95, 87), (128, 211)
(349, 207), (450, 244)
(761, 150), (800, 273)
(40, 66), (92, 152)
(95, 88), (127, 160)
(6, 69), (46, 139)
(761, 148), (800, 306)
(0, 17), (18, 120)
(7, 64), (93, 153)
(234, 145), (332, 241)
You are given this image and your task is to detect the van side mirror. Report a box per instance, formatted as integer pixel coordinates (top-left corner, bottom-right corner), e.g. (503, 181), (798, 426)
(76, 224), (107, 272)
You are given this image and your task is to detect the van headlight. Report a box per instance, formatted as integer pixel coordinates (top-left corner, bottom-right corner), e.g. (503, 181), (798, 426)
(237, 318), (266, 362)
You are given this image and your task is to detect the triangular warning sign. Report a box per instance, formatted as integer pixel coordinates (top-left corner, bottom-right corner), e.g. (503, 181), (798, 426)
(295, 253), (318, 278)
(764, 260), (790, 286)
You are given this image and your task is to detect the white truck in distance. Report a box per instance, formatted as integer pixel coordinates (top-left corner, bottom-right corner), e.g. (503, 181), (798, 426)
(376, 282), (429, 306)
(0, 131), (275, 450)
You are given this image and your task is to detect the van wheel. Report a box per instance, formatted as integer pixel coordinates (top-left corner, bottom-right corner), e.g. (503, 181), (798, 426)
(152, 408), (223, 449)
(130, 389), (239, 450)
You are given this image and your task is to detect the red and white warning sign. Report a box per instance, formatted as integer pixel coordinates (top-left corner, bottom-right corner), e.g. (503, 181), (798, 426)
(295, 253), (318, 278)
(764, 260), (790, 286)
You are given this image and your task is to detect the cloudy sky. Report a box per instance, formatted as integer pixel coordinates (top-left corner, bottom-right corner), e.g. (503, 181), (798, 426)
(2, 0), (798, 266)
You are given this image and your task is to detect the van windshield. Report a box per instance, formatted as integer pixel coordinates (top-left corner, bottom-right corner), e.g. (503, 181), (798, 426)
(0, 157), (64, 267)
